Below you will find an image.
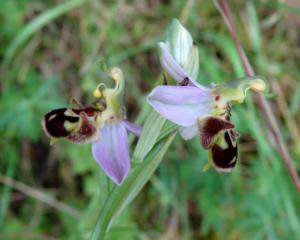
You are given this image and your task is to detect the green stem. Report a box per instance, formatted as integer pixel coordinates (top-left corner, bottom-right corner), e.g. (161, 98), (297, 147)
(92, 132), (176, 239)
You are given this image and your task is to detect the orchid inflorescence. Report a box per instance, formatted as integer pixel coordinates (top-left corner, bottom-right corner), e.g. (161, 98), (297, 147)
(42, 19), (266, 185)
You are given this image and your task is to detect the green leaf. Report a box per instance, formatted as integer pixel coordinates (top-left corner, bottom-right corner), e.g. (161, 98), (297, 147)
(246, 1), (261, 52)
(290, 82), (300, 116)
(91, 132), (176, 239)
(133, 110), (166, 163)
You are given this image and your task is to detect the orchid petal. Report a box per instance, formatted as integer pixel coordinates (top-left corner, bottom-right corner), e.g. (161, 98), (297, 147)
(159, 43), (208, 91)
(92, 122), (130, 185)
(159, 42), (189, 83)
(122, 120), (142, 136)
(147, 85), (213, 127)
(179, 125), (199, 140)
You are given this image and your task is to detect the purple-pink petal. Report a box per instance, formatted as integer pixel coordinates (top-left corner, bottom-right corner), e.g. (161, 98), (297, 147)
(92, 122), (130, 185)
(147, 85), (213, 127)
(159, 42), (208, 91)
(159, 43), (188, 83)
(122, 120), (142, 136)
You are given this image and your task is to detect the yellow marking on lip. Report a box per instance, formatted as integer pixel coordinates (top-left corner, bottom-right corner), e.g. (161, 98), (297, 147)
(64, 121), (79, 132)
(229, 157), (237, 165)
(64, 109), (78, 117)
(48, 114), (57, 121)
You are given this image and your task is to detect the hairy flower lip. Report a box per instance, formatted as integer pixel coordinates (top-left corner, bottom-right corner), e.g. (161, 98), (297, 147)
(66, 111), (100, 144)
(210, 130), (238, 172)
(42, 106), (103, 144)
(199, 116), (235, 149)
(42, 108), (78, 139)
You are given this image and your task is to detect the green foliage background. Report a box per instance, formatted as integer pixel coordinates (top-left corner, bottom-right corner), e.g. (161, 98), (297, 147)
(1, 0), (300, 239)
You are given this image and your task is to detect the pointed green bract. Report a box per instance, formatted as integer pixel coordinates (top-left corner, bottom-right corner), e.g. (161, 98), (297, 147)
(165, 19), (199, 79)
(183, 45), (200, 80)
(167, 19), (193, 66)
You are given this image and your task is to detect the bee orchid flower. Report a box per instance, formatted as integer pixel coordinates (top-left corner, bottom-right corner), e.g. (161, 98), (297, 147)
(91, 67), (142, 185)
(43, 67), (141, 185)
(147, 19), (266, 172)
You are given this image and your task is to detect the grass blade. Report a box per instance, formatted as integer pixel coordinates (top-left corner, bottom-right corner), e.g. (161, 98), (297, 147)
(133, 110), (166, 163)
(2, 0), (87, 67)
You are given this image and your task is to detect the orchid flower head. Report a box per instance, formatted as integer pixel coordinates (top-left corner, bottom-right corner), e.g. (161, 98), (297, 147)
(147, 19), (266, 172)
(92, 67), (142, 185)
(42, 67), (141, 185)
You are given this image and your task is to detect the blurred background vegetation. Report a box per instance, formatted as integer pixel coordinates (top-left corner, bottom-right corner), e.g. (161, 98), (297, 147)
(1, 0), (300, 239)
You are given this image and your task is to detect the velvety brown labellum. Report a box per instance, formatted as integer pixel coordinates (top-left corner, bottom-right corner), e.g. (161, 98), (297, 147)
(67, 112), (99, 144)
(199, 116), (234, 149)
(211, 130), (238, 172)
(42, 103), (104, 144)
(42, 108), (79, 138)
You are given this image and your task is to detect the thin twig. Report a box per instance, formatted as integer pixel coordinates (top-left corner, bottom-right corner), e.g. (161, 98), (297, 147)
(215, 0), (300, 193)
(0, 173), (82, 218)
